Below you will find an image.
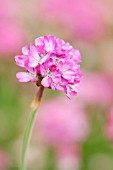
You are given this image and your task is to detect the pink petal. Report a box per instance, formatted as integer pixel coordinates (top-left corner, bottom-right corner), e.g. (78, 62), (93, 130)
(66, 91), (77, 99)
(65, 70), (76, 75)
(30, 44), (39, 58)
(22, 45), (29, 55)
(62, 74), (73, 80)
(28, 45), (40, 67)
(40, 65), (46, 76)
(51, 83), (56, 90)
(44, 35), (56, 52)
(16, 72), (36, 82)
(35, 37), (44, 46)
(28, 55), (39, 67)
(52, 76), (61, 83)
(69, 49), (81, 63)
(56, 85), (64, 91)
(41, 77), (50, 87)
(40, 54), (49, 64)
(65, 85), (78, 99)
(15, 55), (28, 67)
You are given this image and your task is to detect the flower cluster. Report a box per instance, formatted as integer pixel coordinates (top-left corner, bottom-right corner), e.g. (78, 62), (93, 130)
(15, 35), (82, 98)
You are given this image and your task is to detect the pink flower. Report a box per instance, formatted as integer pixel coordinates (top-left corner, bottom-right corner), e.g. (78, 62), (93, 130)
(15, 35), (82, 98)
(38, 0), (108, 42)
(104, 107), (113, 142)
(37, 97), (89, 146)
(78, 72), (113, 106)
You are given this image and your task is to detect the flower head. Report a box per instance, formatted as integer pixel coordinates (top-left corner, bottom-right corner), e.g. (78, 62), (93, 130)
(15, 35), (82, 98)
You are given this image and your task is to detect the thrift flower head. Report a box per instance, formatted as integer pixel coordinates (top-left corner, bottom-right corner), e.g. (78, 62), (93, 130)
(15, 35), (82, 98)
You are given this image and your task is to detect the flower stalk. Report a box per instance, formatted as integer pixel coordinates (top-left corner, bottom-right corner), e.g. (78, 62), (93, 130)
(19, 86), (44, 170)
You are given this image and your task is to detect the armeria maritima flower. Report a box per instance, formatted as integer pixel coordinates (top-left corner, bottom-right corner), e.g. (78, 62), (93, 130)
(15, 35), (82, 98)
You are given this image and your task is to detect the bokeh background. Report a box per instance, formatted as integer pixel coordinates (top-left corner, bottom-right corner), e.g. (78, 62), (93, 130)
(0, 0), (113, 169)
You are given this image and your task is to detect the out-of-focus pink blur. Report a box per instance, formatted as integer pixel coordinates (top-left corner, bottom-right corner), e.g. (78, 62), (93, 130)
(37, 0), (112, 42)
(78, 72), (113, 106)
(56, 145), (80, 170)
(37, 97), (89, 146)
(0, 20), (27, 55)
(0, 0), (28, 56)
(0, 150), (9, 170)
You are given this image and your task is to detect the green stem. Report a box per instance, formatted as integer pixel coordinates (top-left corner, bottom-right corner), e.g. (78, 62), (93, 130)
(19, 86), (44, 170)
(19, 110), (36, 170)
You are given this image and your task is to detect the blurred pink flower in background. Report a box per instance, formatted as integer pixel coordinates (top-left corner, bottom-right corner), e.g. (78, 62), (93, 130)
(0, 0), (28, 56)
(0, 150), (9, 170)
(38, 97), (89, 146)
(0, 0), (19, 19)
(0, 20), (27, 56)
(104, 107), (113, 142)
(0, 0), (9, 19)
(78, 73), (113, 106)
(55, 145), (80, 170)
(38, 0), (109, 42)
